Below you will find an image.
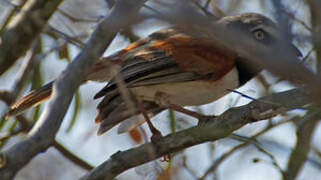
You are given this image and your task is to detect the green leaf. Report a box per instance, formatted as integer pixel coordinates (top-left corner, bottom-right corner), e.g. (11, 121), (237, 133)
(169, 109), (176, 133)
(58, 44), (71, 61)
(0, 119), (18, 149)
(32, 106), (41, 123)
(31, 63), (43, 90)
(0, 115), (6, 131)
(31, 60), (43, 123)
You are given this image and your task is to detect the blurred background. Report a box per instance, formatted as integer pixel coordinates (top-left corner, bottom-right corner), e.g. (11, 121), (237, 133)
(0, 0), (320, 179)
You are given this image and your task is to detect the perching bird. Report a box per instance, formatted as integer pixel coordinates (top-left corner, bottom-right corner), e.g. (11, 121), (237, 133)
(7, 13), (302, 136)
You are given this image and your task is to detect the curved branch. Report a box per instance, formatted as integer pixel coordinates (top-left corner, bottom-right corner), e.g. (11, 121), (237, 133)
(284, 1), (321, 178)
(0, 1), (147, 179)
(0, 0), (63, 75)
(307, 0), (321, 74)
(284, 109), (321, 180)
(53, 141), (93, 171)
(80, 88), (311, 180)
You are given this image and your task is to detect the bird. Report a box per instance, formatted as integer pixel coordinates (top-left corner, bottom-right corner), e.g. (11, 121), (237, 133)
(6, 13), (302, 136)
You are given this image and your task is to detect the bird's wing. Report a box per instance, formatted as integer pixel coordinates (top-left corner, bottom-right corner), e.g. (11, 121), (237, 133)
(94, 28), (238, 135)
(94, 30), (237, 99)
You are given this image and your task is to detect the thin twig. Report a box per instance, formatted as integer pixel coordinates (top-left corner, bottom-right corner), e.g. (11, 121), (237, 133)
(199, 117), (297, 180)
(0, 0), (27, 34)
(58, 9), (101, 23)
(46, 25), (85, 48)
(0, 0), (63, 75)
(204, 0), (211, 9)
(284, 10), (312, 32)
(53, 141), (94, 170)
(11, 38), (42, 99)
(284, 109), (321, 180)
(190, 0), (216, 18)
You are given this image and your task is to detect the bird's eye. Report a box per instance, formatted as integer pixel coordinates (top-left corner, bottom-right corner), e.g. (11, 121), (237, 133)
(253, 29), (265, 40)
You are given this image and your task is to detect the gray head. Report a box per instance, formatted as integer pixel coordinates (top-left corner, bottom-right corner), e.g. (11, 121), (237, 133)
(218, 13), (302, 57)
(216, 13), (302, 85)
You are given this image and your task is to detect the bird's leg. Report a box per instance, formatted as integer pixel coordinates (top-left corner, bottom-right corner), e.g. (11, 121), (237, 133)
(154, 92), (215, 125)
(136, 97), (171, 161)
(135, 96), (163, 143)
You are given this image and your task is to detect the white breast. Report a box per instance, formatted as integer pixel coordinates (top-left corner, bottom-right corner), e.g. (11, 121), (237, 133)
(131, 67), (239, 106)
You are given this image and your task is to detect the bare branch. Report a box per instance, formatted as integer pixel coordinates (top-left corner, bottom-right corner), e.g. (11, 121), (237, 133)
(53, 141), (93, 171)
(199, 116), (298, 180)
(190, 0), (216, 18)
(0, 0), (147, 179)
(11, 38), (42, 98)
(284, 109), (321, 180)
(80, 88), (311, 180)
(306, 0), (321, 74)
(0, 0), (63, 75)
(281, 2), (321, 178)
(57, 9), (101, 23)
(45, 25), (85, 48)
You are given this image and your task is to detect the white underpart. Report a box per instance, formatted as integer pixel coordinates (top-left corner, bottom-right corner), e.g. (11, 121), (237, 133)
(131, 67), (239, 106)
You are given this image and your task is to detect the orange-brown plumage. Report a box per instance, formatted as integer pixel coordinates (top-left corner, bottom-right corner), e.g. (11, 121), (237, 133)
(7, 13), (302, 136)
(159, 36), (236, 80)
(92, 29), (241, 134)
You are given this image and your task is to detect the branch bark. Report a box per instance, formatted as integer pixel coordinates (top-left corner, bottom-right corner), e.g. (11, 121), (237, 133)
(283, 2), (321, 178)
(53, 141), (93, 171)
(307, 0), (321, 74)
(80, 88), (311, 180)
(0, 0), (147, 179)
(284, 109), (321, 180)
(0, 0), (63, 75)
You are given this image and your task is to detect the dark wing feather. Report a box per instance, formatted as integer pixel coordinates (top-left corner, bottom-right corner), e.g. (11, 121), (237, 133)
(93, 28), (237, 135)
(97, 100), (163, 135)
(94, 52), (206, 99)
(94, 47), (208, 134)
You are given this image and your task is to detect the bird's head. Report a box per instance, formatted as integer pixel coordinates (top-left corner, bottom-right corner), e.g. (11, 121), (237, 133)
(218, 13), (302, 58)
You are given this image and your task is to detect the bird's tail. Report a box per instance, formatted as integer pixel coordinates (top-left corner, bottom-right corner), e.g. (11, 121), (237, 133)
(6, 81), (53, 117)
(6, 56), (121, 117)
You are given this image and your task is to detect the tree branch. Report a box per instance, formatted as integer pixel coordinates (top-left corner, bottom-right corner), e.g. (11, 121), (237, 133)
(11, 38), (42, 98)
(80, 88), (311, 180)
(283, 2), (321, 179)
(199, 117), (298, 180)
(0, 1), (147, 179)
(284, 109), (321, 180)
(53, 141), (93, 171)
(306, 0), (321, 74)
(0, 0), (63, 75)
